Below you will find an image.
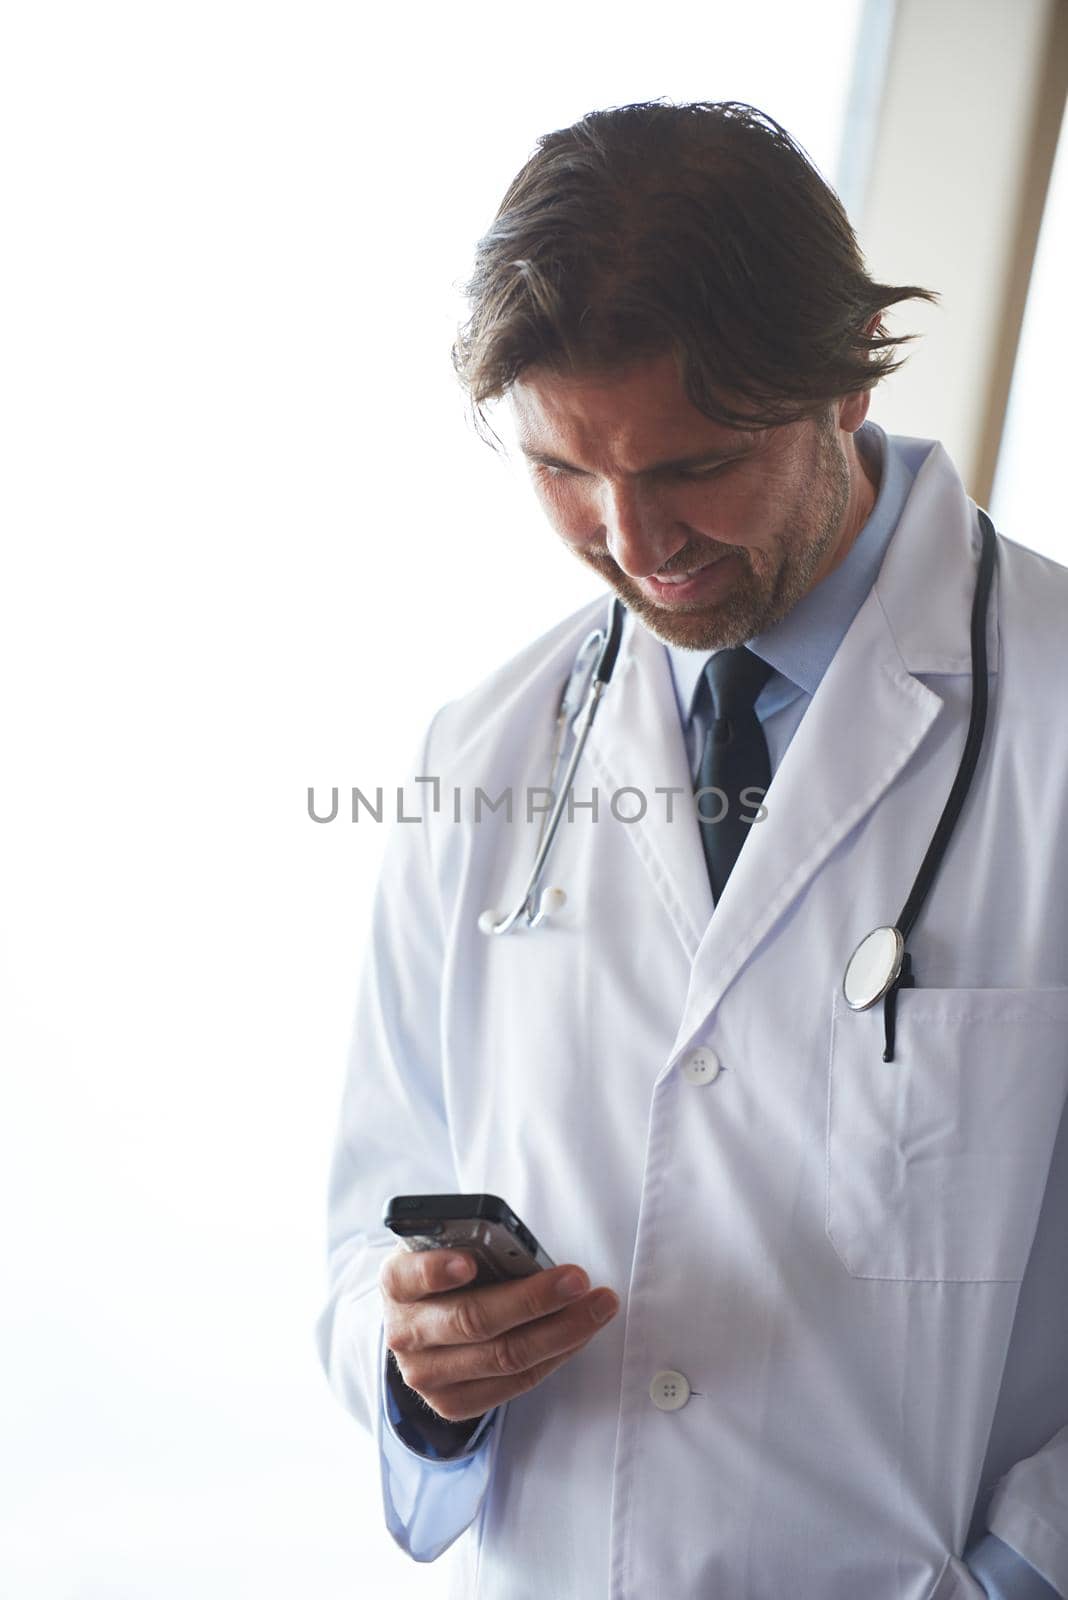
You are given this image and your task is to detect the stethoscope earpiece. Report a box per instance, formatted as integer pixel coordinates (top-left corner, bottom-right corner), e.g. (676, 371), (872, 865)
(478, 887), (567, 936)
(531, 886), (567, 925)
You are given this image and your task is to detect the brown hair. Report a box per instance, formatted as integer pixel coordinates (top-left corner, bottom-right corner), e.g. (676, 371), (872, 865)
(453, 100), (936, 433)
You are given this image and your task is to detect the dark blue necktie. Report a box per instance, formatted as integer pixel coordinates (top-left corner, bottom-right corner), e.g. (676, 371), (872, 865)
(694, 648), (774, 902)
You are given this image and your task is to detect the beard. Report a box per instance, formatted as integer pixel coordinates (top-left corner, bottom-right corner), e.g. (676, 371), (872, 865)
(571, 415), (853, 651)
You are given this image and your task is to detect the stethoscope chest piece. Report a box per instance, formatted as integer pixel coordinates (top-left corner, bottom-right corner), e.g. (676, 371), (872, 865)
(843, 925), (905, 1012)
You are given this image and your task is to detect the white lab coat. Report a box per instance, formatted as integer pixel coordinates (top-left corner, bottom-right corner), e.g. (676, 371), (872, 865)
(318, 439), (1068, 1600)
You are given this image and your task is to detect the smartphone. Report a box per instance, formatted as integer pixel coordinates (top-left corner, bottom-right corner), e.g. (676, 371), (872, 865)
(383, 1193), (556, 1288)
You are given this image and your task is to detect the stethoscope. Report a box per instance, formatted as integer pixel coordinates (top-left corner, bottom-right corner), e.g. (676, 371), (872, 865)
(478, 596), (626, 936)
(480, 511), (999, 1064)
(843, 508), (997, 1058)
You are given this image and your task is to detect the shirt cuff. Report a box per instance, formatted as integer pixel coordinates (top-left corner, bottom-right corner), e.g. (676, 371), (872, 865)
(382, 1344), (498, 1462)
(967, 1532), (1064, 1599)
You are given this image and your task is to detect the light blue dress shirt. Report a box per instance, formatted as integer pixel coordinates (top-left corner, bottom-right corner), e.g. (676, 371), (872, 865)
(378, 422), (1061, 1596)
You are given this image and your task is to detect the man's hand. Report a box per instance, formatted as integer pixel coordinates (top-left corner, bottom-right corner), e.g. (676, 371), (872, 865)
(380, 1247), (620, 1424)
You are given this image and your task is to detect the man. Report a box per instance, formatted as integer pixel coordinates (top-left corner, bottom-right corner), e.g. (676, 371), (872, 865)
(317, 102), (1068, 1599)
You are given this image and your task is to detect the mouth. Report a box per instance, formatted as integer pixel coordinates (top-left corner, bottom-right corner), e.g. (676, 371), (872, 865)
(642, 552), (739, 603)
(655, 560), (718, 585)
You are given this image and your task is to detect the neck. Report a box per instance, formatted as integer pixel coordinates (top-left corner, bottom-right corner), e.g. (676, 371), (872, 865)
(818, 429), (880, 585)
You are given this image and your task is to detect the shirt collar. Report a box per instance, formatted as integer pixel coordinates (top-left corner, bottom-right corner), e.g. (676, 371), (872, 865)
(664, 421), (930, 723)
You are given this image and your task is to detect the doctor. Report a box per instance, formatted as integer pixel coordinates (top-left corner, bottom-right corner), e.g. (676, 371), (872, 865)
(317, 102), (1068, 1599)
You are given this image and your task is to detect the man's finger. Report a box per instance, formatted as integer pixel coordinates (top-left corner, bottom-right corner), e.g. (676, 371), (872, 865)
(379, 1246), (478, 1304)
(379, 1246), (599, 1334)
(416, 1345), (594, 1426)
(395, 1291), (616, 1394)
(409, 1263), (596, 1349)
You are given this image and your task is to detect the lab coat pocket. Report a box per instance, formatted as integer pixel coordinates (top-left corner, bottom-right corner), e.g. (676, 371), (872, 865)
(826, 986), (1068, 1282)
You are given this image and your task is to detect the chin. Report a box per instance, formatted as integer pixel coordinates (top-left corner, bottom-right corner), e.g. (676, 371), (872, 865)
(656, 617), (754, 651)
(613, 589), (757, 652)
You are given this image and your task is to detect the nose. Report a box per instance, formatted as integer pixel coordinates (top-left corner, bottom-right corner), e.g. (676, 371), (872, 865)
(599, 479), (683, 578)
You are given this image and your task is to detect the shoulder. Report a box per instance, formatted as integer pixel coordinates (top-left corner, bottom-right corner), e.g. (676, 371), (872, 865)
(994, 530), (1068, 662)
(985, 530), (1068, 784)
(995, 528), (1068, 606)
(426, 593), (614, 769)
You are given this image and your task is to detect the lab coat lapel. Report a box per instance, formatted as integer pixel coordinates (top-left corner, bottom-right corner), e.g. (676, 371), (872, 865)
(672, 588), (943, 1048)
(673, 440), (1000, 1053)
(585, 617), (715, 959)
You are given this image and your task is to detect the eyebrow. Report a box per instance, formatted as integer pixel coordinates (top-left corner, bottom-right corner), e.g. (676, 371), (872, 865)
(518, 441), (752, 476)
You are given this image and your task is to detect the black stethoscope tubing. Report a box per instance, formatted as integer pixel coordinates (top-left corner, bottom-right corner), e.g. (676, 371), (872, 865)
(866, 508), (998, 1059)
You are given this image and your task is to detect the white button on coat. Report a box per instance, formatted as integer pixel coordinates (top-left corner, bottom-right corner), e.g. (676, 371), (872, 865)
(681, 1047), (721, 1085)
(649, 1370), (691, 1411)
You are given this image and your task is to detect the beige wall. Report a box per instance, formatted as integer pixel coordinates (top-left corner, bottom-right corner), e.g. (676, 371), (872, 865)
(857, 0), (1068, 502)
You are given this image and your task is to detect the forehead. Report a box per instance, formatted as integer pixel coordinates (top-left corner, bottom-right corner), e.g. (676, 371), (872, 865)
(510, 352), (749, 469)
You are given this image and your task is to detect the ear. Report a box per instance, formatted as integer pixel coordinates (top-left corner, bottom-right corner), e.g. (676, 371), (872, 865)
(837, 313), (883, 433)
(837, 387), (872, 434)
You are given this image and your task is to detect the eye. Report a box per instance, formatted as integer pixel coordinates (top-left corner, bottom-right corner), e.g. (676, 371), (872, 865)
(672, 460), (729, 481)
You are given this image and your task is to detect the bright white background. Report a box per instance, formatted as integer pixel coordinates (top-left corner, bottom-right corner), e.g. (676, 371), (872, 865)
(13, 3), (1057, 1594)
